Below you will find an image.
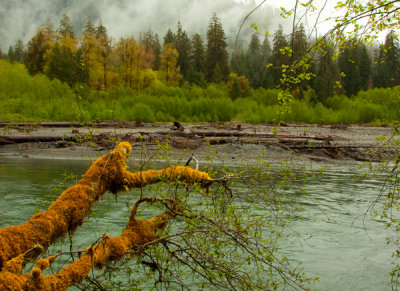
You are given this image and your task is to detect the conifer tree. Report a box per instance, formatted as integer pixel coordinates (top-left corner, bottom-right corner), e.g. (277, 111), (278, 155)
(291, 24), (308, 63)
(230, 48), (247, 76)
(261, 35), (272, 62)
(57, 14), (74, 39)
(260, 35), (273, 88)
(313, 40), (337, 102)
(290, 24), (315, 96)
(12, 39), (25, 63)
(246, 33), (263, 87)
(270, 25), (290, 87)
(206, 13), (229, 82)
(44, 15), (80, 86)
(187, 33), (206, 86)
(163, 29), (175, 46)
(357, 42), (372, 90)
(96, 21), (114, 90)
(7, 46), (15, 62)
(374, 45), (391, 88)
(374, 31), (400, 88)
(190, 33), (205, 74)
(175, 22), (191, 78)
(337, 43), (361, 96)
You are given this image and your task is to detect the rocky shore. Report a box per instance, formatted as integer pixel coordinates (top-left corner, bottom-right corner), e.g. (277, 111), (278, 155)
(0, 121), (396, 163)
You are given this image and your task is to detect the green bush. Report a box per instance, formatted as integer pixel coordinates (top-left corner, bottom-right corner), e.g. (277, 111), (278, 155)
(1, 59), (400, 124)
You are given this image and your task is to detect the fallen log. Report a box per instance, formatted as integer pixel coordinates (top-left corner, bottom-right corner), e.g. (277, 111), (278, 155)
(156, 130), (330, 140)
(0, 135), (79, 145)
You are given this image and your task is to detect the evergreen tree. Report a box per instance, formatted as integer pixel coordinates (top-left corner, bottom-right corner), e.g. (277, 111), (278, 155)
(206, 13), (229, 82)
(291, 24), (308, 62)
(246, 33), (263, 87)
(261, 35), (272, 62)
(7, 46), (15, 62)
(337, 41), (372, 96)
(270, 25), (290, 87)
(290, 24), (315, 96)
(190, 33), (205, 74)
(373, 31), (400, 88)
(57, 14), (74, 39)
(164, 29), (175, 46)
(44, 15), (79, 86)
(357, 42), (372, 90)
(175, 22), (191, 78)
(44, 41), (80, 86)
(12, 39), (25, 63)
(313, 40), (337, 102)
(96, 21), (114, 90)
(337, 43), (361, 96)
(230, 48), (247, 76)
(187, 33), (206, 86)
(373, 45), (391, 88)
(260, 35), (273, 88)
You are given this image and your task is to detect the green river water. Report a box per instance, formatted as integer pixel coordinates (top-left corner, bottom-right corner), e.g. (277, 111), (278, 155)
(0, 156), (395, 290)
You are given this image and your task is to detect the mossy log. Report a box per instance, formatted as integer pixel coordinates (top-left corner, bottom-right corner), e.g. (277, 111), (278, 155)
(0, 142), (210, 290)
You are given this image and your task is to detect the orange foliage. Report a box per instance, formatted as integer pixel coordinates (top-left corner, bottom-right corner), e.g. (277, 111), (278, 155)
(0, 142), (211, 290)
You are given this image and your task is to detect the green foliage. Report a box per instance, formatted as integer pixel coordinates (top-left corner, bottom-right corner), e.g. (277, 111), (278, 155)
(1, 59), (400, 124)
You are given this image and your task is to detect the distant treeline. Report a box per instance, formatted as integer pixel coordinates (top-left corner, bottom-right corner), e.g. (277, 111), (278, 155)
(1, 13), (400, 102)
(1, 58), (399, 124)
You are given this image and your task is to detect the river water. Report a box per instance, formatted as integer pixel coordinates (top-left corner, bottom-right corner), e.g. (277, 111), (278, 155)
(0, 156), (395, 290)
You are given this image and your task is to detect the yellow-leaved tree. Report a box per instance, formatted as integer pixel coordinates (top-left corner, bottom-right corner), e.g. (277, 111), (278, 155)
(159, 43), (182, 86)
(115, 37), (154, 92)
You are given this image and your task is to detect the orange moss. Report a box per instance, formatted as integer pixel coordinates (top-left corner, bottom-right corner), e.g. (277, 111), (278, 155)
(0, 199), (173, 290)
(3, 253), (24, 274)
(36, 258), (51, 271)
(0, 141), (211, 290)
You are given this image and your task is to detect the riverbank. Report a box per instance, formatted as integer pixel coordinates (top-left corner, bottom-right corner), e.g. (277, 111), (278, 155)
(0, 122), (395, 162)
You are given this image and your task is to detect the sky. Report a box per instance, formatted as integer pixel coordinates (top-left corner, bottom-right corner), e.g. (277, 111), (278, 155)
(0, 0), (377, 53)
(0, 0), (286, 52)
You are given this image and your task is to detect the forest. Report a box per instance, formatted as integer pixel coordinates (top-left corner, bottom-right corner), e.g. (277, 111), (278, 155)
(1, 12), (400, 124)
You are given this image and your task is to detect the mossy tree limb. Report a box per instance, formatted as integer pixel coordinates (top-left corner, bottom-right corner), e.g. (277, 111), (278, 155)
(0, 142), (210, 271)
(0, 197), (177, 290)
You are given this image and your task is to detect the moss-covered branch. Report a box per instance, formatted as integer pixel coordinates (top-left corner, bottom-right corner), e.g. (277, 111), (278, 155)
(0, 142), (210, 271)
(0, 198), (176, 290)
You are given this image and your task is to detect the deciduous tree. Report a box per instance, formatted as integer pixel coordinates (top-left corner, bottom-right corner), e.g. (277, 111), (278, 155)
(160, 43), (181, 86)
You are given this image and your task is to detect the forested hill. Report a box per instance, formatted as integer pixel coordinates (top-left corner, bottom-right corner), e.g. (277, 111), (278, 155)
(0, 13), (399, 124)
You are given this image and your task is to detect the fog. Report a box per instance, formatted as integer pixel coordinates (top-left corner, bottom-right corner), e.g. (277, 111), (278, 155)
(0, 0), (287, 52)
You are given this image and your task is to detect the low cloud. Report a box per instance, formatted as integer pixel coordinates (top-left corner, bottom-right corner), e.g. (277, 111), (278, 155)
(0, 0), (285, 52)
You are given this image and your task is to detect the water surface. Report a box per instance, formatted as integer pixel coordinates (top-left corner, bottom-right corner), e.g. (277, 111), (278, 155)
(0, 157), (395, 290)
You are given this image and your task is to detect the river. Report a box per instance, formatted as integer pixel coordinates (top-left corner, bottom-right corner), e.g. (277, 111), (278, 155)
(0, 156), (395, 290)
